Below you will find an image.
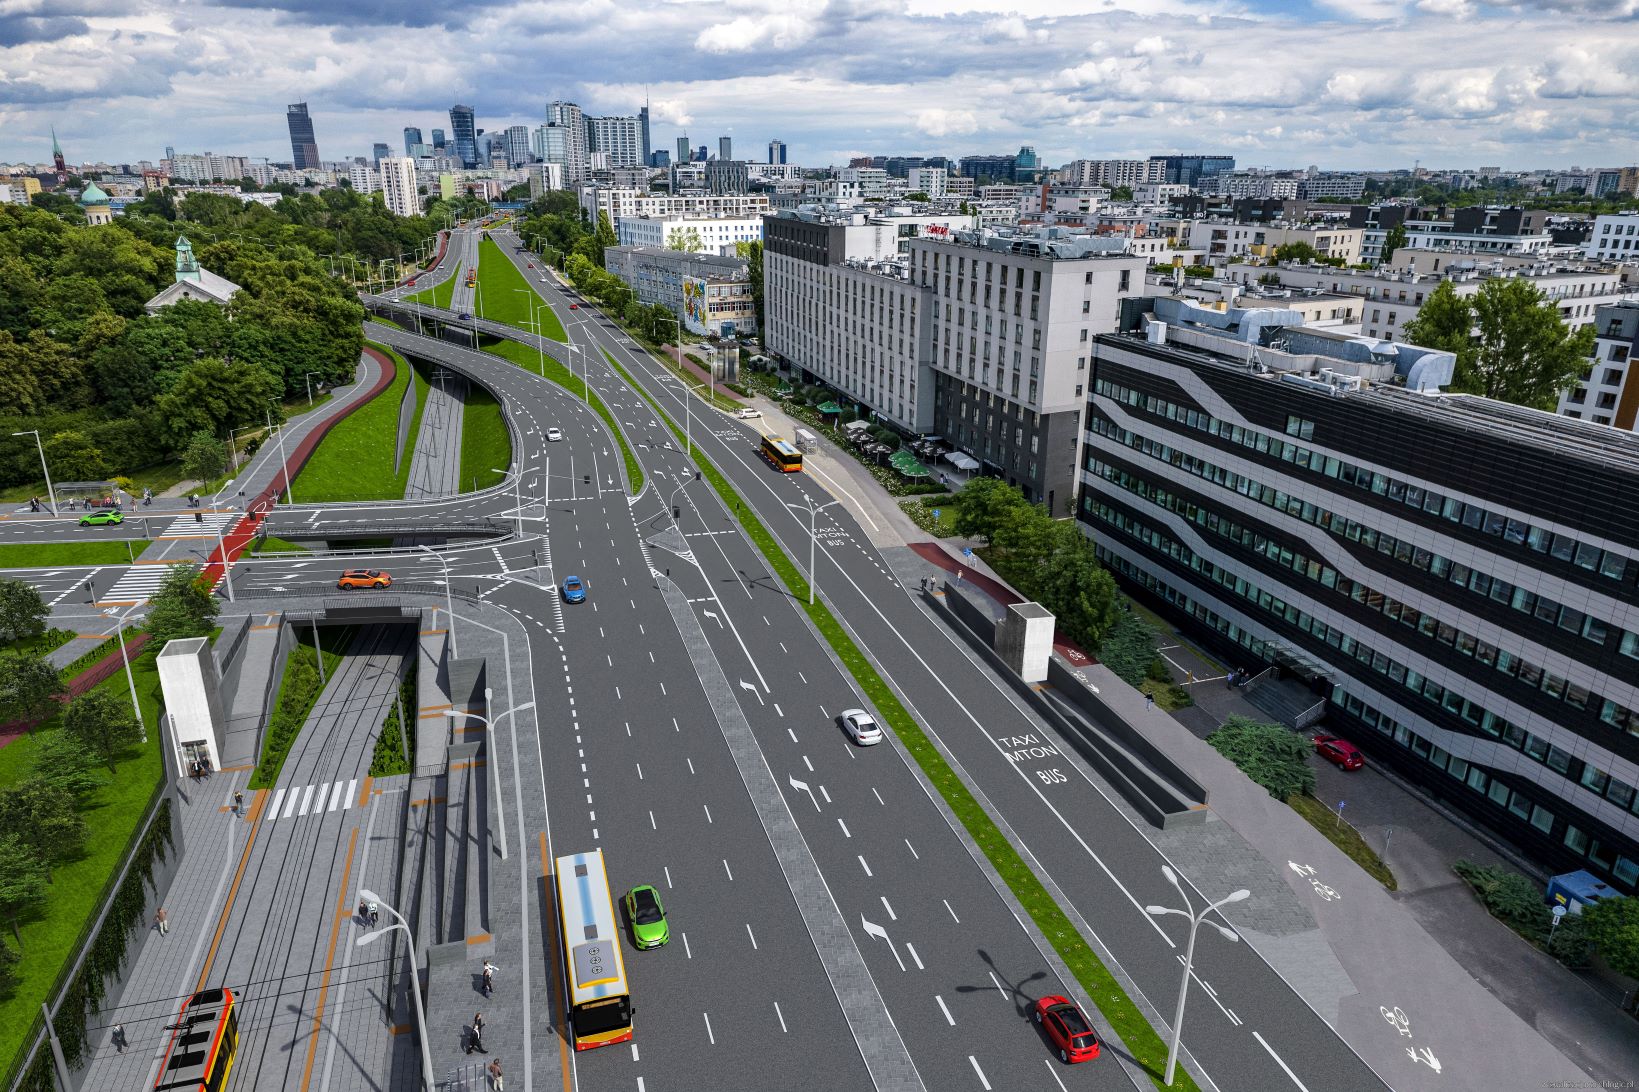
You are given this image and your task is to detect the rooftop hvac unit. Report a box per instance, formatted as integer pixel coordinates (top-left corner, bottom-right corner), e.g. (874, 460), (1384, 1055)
(1147, 320), (1168, 346)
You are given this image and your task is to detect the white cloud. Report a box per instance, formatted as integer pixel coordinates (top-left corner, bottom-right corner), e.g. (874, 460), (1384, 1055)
(1129, 33), (1169, 54)
(914, 106), (978, 136)
(694, 12), (815, 54)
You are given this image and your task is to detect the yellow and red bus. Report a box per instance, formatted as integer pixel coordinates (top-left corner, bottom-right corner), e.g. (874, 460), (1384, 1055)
(154, 987), (238, 1091)
(466, 269), (477, 288)
(759, 435), (802, 473)
(554, 849), (634, 1050)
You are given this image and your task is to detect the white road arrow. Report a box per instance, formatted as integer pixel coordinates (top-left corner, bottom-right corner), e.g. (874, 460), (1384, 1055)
(788, 775), (820, 812)
(739, 679), (764, 705)
(702, 609), (723, 629)
(861, 916), (905, 971)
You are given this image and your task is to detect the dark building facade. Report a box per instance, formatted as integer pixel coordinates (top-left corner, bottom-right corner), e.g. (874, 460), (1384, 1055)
(403, 127), (422, 156)
(286, 103), (320, 170)
(959, 155), (1017, 182)
(448, 105), (478, 169)
(1080, 331), (1639, 894)
(1149, 154), (1235, 188)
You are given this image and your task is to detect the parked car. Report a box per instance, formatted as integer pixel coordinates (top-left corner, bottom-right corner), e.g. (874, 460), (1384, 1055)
(561, 575), (586, 603)
(1314, 734), (1365, 771)
(337, 569), (392, 590)
(545, 427), (563, 442)
(78, 509), (123, 527)
(838, 708), (883, 746)
(623, 884), (670, 949)
(735, 407), (761, 419)
(1032, 995), (1101, 1064)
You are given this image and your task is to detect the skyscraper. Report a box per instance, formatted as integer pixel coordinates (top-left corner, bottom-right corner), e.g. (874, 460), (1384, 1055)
(638, 103), (651, 166)
(544, 102), (588, 182)
(286, 103), (320, 170)
(431, 128), (446, 151)
(676, 136), (690, 166)
(403, 127), (422, 156)
(373, 142), (391, 165)
(449, 105), (478, 168)
(718, 136), (732, 161)
(504, 125), (532, 168)
(586, 115), (643, 168)
(768, 139), (786, 165)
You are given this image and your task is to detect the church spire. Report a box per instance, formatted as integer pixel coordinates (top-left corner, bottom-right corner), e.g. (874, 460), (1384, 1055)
(175, 236), (201, 283)
(51, 126), (67, 185)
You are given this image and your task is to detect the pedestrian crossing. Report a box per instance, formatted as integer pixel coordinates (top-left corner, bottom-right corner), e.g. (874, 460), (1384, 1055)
(266, 779), (359, 823)
(156, 510), (240, 539)
(97, 561), (191, 606)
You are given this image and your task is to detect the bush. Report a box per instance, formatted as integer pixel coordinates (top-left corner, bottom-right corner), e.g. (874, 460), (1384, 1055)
(1165, 683), (1193, 708)
(1582, 891), (1639, 978)
(1208, 716), (1315, 799)
(725, 382), (750, 398)
(685, 353), (704, 366)
(1098, 610), (1159, 688)
(1145, 656), (1170, 682)
(1453, 860), (1553, 942)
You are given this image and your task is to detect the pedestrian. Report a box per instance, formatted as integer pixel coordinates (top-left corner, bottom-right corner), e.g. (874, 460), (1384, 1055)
(955, 569), (963, 583)
(1145, 692), (1155, 711)
(195, 510), (203, 524)
(481, 960), (497, 996)
(155, 907), (168, 936)
(234, 790), (244, 817)
(487, 1057), (503, 1091)
(112, 1024), (127, 1053)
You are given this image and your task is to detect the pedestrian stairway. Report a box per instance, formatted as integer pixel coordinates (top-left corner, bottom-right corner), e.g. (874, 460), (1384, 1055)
(155, 510), (240, 538)
(265, 778), (360, 822)
(97, 560), (191, 606)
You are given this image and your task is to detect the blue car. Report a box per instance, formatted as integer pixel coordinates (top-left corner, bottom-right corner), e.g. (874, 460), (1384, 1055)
(562, 575), (586, 603)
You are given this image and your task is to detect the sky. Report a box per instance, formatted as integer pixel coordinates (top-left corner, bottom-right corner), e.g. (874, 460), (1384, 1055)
(3, 0), (1637, 171)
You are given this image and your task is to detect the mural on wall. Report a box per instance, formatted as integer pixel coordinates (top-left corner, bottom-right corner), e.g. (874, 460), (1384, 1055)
(683, 276), (709, 335)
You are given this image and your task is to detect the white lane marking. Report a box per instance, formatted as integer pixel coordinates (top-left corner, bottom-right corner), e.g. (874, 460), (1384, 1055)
(838, 818), (851, 838)
(722, 858), (733, 881)
(988, 971), (1004, 998)
(944, 899), (960, 924)
(1043, 1058), (1069, 1092)
(649, 811), (656, 830)
(298, 783), (320, 816)
(936, 995), (955, 1026)
(905, 839), (919, 860)
(1254, 1032), (1312, 1090)
(787, 728), (799, 743)
(328, 782), (346, 811)
(746, 923), (758, 950)
(268, 788), (286, 820)
(819, 785), (831, 804)
(872, 787), (885, 806)
(858, 855), (872, 877)
(664, 866), (672, 888)
(630, 1044), (638, 1062)
(775, 1001), (787, 1033)
(906, 942), (924, 970)
(880, 896), (896, 921)
(637, 763), (644, 780)
(704, 804), (713, 824)
(703, 1012), (714, 1045)
(802, 754), (813, 772)
(682, 932), (692, 958)
(968, 1055), (991, 1090)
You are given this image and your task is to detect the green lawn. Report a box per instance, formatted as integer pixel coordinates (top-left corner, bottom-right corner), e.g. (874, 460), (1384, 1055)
(603, 350), (1201, 1091)
(250, 626), (351, 789)
(0, 541), (141, 569)
(249, 536), (309, 555)
(290, 342), (430, 502)
(406, 270), (456, 311)
(0, 644), (167, 1076)
(458, 386), (511, 494)
(477, 236), (567, 341)
(1288, 792), (1397, 890)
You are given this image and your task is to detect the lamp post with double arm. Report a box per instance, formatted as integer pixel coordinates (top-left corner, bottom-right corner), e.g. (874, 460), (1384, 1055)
(1144, 866), (1250, 1087)
(354, 890), (434, 1091)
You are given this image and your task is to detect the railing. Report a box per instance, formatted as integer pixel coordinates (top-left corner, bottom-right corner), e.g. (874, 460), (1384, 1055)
(231, 582), (505, 608)
(1294, 698), (1329, 729)
(256, 520), (512, 545)
(1239, 665), (1277, 693)
(2, 780), (170, 1091)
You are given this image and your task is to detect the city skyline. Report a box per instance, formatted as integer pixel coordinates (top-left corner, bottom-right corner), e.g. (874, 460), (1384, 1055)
(3, 0), (1638, 170)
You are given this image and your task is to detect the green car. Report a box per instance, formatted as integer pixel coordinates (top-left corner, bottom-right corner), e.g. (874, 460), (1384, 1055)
(624, 884), (669, 949)
(78, 509), (123, 527)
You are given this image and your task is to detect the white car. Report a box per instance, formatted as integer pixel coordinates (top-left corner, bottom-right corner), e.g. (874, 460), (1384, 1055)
(545, 427), (563, 442)
(839, 708), (883, 746)
(735, 407), (761, 419)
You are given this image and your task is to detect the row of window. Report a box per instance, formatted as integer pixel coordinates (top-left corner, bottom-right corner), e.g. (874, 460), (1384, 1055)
(1096, 546), (1639, 893)
(1094, 378), (1636, 584)
(1088, 402), (1639, 652)
(1088, 461), (1638, 729)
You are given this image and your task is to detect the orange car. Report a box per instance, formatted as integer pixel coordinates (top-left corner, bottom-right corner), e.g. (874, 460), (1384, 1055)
(337, 568), (392, 590)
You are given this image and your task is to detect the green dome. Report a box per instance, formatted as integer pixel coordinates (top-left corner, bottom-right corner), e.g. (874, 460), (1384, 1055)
(78, 182), (109, 206)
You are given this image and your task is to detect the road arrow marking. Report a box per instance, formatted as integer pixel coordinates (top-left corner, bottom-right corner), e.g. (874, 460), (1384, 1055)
(738, 679), (764, 705)
(702, 609), (722, 628)
(788, 775), (820, 812)
(861, 916), (904, 971)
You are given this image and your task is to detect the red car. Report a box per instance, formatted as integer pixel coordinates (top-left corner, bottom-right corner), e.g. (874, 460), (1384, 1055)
(1032, 995), (1100, 1064)
(569, 303), (579, 309)
(1314, 734), (1364, 771)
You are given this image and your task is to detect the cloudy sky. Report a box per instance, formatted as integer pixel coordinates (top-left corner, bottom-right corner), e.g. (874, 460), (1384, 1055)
(3, 0), (1636, 170)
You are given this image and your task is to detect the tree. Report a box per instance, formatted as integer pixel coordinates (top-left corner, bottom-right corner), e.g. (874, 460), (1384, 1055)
(180, 430), (229, 484)
(31, 731), (106, 803)
(1272, 242), (1319, 264)
(0, 835), (45, 946)
(1582, 892), (1639, 979)
(0, 651), (62, 727)
(1207, 716), (1316, 799)
(736, 240), (764, 330)
(1464, 278), (1596, 409)
(665, 227), (704, 253)
(42, 430), (107, 482)
(1110, 185), (1134, 201)
(63, 688), (143, 771)
(593, 210), (618, 266)
(903, 192), (930, 202)
(1035, 524), (1122, 649)
(1380, 222), (1409, 265)
(0, 778), (86, 877)
(0, 578), (49, 645)
(153, 355), (280, 453)
(1401, 281), (1473, 366)
(144, 562), (219, 644)
(951, 477), (1031, 543)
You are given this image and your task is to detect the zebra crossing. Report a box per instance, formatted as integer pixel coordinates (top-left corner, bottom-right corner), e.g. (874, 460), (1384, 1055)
(97, 561), (191, 606)
(157, 510), (241, 539)
(265, 778), (359, 823)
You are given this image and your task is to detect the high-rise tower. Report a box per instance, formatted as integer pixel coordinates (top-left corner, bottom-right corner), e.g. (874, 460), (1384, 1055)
(449, 105), (478, 168)
(286, 103), (320, 169)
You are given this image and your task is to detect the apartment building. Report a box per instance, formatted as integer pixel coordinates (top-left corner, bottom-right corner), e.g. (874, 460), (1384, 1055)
(1060, 159), (1166, 188)
(1585, 212), (1639, 263)
(378, 157), (420, 217)
(1559, 300), (1639, 429)
(1081, 303), (1639, 894)
(604, 247), (757, 336)
(1350, 205), (1554, 264)
(579, 187), (769, 230)
(615, 214), (763, 254)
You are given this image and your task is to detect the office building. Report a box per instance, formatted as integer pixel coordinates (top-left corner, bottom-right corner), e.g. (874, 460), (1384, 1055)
(504, 125), (532, 168)
(431, 128), (446, 151)
(1082, 299), (1639, 895)
(768, 140), (787, 165)
(286, 103), (320, 170)
(676, 136), (691, 167)
(906, 167), (948, 199)
(616, 213), (763, 254)
(586, 114), (643, 168)
(1585, 212), (1639, 263)
(544, 102), (588, 183)
(960, 154), (1017, 182)
(718, 136), (733, 162)
(449, 105), (478, 168)
(1150, 154), (1236, 188)
(580, 187), (769, 232)
(1013, 146), (1042, 184)
(639, 104), (651, 165)
(706, 159), (749, 195)
(606, 246), (758, 335)
(372, 143), (391, 165)
(403, 127), (422, 156)
(379, 156), (419, 217)
(1559, 300), (1639, 429)
(528, 162), (565, 199)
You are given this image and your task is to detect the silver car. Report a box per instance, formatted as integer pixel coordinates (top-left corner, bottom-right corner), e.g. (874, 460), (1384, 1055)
(839, 708), (883, 746)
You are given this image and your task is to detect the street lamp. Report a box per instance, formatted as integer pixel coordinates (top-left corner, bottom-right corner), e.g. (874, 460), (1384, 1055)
(1144, 866), (1250, 1087)
(512, 289), (545, 377)
(264, 411), (293, 505)
(443, 691), (533, 860)
(656, 314), (690, 453)
(227, 424), (253, 474)
(354, 890), (435, 1092)
(786, 495), (842, 606)
(415, 544), (458, 657)
(210, 520), (236, 602)
(303, 372), (318, 407)
(11, 430), (57, 515)
(115, 602), (147, 742)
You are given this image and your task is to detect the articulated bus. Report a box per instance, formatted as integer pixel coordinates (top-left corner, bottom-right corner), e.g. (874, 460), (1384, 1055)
(759, 435), (803, 473)
(554, 849), (634, 1050)
(154, 987), (238, 1091)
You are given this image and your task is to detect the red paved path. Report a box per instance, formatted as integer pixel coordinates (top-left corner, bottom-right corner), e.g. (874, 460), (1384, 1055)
(908, 541), (1093, 666)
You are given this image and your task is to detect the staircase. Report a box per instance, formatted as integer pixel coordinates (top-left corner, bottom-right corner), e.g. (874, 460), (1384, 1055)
(1243, 674), (1328, 731)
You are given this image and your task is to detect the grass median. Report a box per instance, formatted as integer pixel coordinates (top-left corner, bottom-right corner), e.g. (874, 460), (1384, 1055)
(478, 236), (567, 341)
(483, 340), (643, 495)
(603, 347), (1199, 1091)
(407, 271), (456, 311)
(290, 342), (429, 503)
(250, 626), (352, 789)
(458, 385), (511, 494)
(0, 541), (140, 569)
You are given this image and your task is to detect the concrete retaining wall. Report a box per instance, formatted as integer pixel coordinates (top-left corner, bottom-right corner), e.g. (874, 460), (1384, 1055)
(394, 354), (418, 476)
